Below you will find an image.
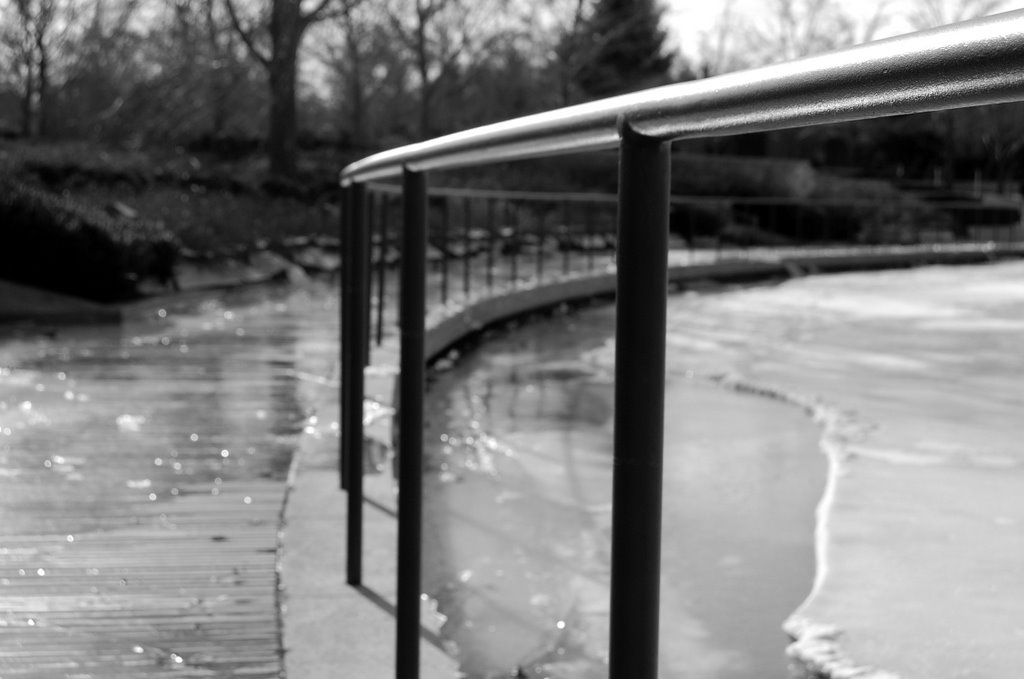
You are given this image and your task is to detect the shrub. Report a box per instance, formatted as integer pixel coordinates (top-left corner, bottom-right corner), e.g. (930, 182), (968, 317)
(0, 177), (177, 302)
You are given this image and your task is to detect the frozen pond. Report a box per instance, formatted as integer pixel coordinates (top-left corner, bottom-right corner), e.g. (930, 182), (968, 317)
(420, 303), (825, 678)
(418, 258), (1024, 678)
(661, 260), (1024, 678)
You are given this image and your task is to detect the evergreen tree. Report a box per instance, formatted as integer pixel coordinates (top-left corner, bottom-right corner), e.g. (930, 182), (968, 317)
(574, 0), (673, 99)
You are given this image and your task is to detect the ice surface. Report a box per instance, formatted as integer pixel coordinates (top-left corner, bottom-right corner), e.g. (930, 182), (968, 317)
(420, 306), (824, 678)
(422, 259), (1024, 678)
(649, 261), (1024, 679)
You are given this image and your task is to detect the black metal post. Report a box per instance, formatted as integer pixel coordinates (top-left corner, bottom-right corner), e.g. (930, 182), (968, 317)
(463, 197), (471, 298)
(585, 203), (595, 271)
(795, 199), (803, 247)
(340, 186), (352, 492)
(537, 205), (546, 282)
(609, 125), (670, 679)
(361, 188), (372, 368)
(397, 168), (427, 679)
(562, 201), (571, 275)
(823, 203), (830, 247)
(486, 199), (495, 291)
(509, 202), (519, 286)
(368, 193), (379, 345)
(440, 197), (449, 305)
(376, 194), (388, 347)
(687, 202), (694, 264)
(346, 181), (368, 586)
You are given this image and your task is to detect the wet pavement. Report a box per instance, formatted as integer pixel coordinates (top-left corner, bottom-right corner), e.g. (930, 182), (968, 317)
(0, 283), (339, 678)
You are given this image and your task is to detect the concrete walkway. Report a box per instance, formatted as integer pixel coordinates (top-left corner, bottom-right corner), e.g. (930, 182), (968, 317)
(280, 422), (459, 678)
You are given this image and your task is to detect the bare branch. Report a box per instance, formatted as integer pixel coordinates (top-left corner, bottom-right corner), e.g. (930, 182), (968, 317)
(304, 0), (366, 25)
(302, 0), (334, 23)
(223, 0), (270, 67)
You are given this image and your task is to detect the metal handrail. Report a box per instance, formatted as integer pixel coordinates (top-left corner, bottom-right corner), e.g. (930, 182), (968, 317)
(342, 11), (1024, 184)
(366, 182), (1024, 209)
(337, 11), (1024, 679)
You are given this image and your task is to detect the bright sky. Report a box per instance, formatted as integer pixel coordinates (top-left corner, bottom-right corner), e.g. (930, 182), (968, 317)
(663, 0), (1024, 65)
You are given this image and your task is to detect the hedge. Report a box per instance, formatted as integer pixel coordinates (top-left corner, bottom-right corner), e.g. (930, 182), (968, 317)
(0, 177), (177, 302)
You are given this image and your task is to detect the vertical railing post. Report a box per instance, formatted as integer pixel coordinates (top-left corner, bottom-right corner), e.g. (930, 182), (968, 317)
(441, 197), (449, 305)
(537, 204), (546, 282)
(585, 202), (595, 271)
(486, 199), (495, 291)
(346, 181), (368, 586)
(376, 193), (388, 347)
(340, 185), (352, 492)
(397, 167), (427, 679)
(562, 201), (571, 275)
(463, 197), (472, 298)
(508, 202), (518, 287)
(609, 124), (670, 679)
(367, 191), (378, 346)
(362, 187), (373, 368)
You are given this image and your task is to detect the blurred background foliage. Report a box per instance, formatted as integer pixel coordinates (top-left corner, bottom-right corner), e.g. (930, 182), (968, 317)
(0, 0), (1022, 296)
(0, 0), (1019, 186)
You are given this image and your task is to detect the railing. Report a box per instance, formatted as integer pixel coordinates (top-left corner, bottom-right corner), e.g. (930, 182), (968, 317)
(358, 185), (1022, 342)
(338, 11), (1024, 679)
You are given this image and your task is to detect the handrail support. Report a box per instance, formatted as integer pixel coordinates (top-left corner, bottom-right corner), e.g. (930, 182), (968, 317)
(396, 168), (427, 679)
(609, 125), (670, 679)
(345, 182), (368, 585)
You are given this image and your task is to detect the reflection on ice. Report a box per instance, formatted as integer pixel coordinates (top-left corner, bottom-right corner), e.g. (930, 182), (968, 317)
(422, 304), (824, 679)
(115, 413), (146, 431)
(419, 260), (1024, 679)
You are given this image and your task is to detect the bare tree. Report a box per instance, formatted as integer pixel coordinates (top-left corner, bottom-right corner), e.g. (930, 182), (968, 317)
(225, 0), (356, 176)
(312, 1), (404, 145)
(974, 103), (1024, 192)
(697, 0), (742, 76)
(740, 0), (890, 65)
(907, 0), (1006, 28)
(383, 0), (515, 139)
(549, 0), (591, 105)
(384, 0), (462, 139)
(0, 0), (80, 137)
(906, 0), (1008, 188)
(159, 0), (248, 139)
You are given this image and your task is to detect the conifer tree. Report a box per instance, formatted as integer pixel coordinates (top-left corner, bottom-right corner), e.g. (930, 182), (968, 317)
(574, 0), (672, 99)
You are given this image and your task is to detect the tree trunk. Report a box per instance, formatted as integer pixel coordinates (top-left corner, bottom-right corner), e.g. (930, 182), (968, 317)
(21, 59), (34, 137)
(349, 71), (364, 144)
(267, 0), (304, 177)
(205, 1), (227, 137)
(268, 54), (298, 176)
(419, 81), (431, 140)
(344, 11), (365, 144)
(36, 33), (48, 137)
(415, 0), (430, 139)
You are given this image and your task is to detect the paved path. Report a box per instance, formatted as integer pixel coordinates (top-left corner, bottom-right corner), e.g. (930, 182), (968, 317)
(0, 285), (328, 678)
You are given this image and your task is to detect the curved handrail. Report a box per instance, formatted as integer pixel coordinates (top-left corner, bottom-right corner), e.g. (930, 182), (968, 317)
(338, 12), (1024, 679)
(340, 10), (1024, 185)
